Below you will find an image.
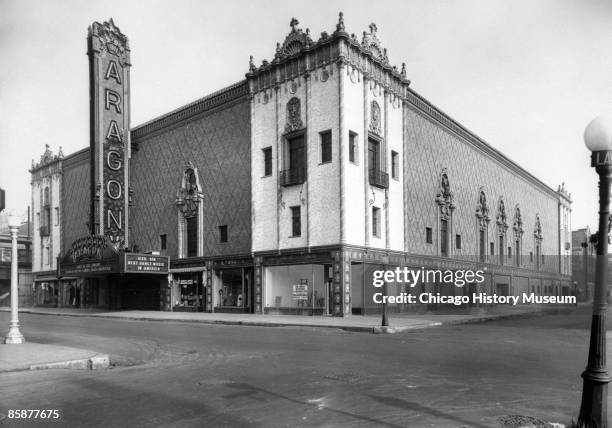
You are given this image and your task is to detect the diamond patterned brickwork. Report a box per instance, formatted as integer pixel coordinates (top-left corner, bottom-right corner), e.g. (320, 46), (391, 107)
(130, 99), (251, 258)
(404, 106), (560, 271)
(61, 156), (91, 251)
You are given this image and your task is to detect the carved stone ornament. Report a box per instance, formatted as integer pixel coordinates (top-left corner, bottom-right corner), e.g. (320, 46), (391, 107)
(361, 23), (388, 63)
(435, 168), (455, 220)
(275, 18), (313, 61)
(475, 187), (490, 230)
(496, 196), (508, 233)
(90, 19), (130, 65)
(176, 162), (202, 219)
(513, 205), (524, 235)
(285, 97), (303, 133)
(370, 101), (381, 135)
(534, 214), (543, 240)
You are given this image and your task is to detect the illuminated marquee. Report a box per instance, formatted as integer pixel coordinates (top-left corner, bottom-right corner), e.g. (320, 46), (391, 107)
(87, 19), (131, 246)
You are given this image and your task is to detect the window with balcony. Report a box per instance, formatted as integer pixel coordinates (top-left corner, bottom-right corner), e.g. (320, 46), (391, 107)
(320, 130), (332, 163)
(291, 206), (301, 237)
(263, 147), (272, 176)
(368, 137), (388, 188)
(280, 134), (306, 186)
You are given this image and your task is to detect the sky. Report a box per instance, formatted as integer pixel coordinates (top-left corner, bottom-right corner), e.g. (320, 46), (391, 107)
(1, 0), (612, 234)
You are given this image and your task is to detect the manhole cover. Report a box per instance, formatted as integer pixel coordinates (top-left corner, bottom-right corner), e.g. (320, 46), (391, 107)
(498, 415), (547, 428)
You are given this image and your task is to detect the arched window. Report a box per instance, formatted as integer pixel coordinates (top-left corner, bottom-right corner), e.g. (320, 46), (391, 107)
(435, 169), (455, 257)
(475, 187), (491, 262)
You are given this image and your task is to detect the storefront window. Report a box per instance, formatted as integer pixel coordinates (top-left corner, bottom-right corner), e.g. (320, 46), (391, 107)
(215, 268), (252, 312)
(264, 264), (327, 314)
(175, 273), (203, 310)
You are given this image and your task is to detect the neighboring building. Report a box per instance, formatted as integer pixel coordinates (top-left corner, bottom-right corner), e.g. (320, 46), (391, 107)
(0, 217), (33, 307)
(30, 15), (572, 315)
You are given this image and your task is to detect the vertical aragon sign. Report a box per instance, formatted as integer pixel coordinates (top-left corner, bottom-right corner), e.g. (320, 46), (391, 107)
(87, 19), (131, 246)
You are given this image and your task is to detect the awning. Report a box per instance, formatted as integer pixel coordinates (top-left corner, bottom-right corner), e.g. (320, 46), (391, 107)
(34, 275), (59, 282)
(170, 266), (206, 273)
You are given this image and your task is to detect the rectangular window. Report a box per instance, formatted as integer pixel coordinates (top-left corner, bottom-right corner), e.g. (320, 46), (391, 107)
(349, 131), (358, 163)
(263, 147), (272, 176)
(372, 207), (381, 237)
(187, 217), (198, 257)
(426, 227), (433, 244)
(440, 219), (448, 256)
(499, 236), (504, 264)
(320, 130), (332, 163)
(160, 234), (167, 250)
(54, 207), (59, 226)
(391, 151), (399, 180)
(508, 246), (512, 259)
(455, 234), (461, 250)
(536, 244), (541, 269)
(490, 242), (495, 256)
(479, 230), (486, 261)
(530, 251), (534, 262)
(219, 225), (228, 243)
(291, 206), (301, 237)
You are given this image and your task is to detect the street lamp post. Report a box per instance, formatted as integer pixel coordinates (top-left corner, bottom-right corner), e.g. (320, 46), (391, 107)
(577, 114), (612, 426)
(4, 211), (25, 344)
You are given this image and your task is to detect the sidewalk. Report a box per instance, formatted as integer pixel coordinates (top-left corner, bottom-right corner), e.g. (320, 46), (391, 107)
(0, 304), (575, 333)
(0, 342), (109, 373)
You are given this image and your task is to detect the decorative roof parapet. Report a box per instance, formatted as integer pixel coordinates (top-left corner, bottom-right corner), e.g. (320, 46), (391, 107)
(557, 182), (572, 202)
(30, 144), (64, 172)
(246, 13), (410, 93)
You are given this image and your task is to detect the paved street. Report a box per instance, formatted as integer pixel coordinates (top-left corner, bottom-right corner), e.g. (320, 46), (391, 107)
(0, 308), (606, 427)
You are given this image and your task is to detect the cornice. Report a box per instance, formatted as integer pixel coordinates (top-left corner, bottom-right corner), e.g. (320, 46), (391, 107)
(131, 80), (249, 142)
(404, 88), (560, 200)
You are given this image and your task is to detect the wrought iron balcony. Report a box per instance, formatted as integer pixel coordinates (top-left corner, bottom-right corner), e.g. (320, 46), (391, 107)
(279, 167), (306, 187)
(369, 168), (389, 189)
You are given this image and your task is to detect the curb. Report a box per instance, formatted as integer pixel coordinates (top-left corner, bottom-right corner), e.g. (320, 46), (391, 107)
(1, 306), (572, 334)
(29, 354), (109, 371)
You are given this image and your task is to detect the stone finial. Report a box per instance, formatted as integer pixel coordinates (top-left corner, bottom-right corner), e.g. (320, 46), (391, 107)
(58, 146), (64, 158)
(369, 23), (378, 34)
(249, 55), (256, 72)
(290, 17), (300, 33)
(401, 63), (406, 77)
(336, 12), (345, 33)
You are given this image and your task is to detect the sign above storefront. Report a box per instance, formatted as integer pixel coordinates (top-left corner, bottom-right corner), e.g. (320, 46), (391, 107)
(59, 235), (169, 277)
(122, 254), (169, 274)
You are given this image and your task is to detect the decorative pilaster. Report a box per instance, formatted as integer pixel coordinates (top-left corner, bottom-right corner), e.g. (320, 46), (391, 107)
(332, 250), (343, 316)
(338, 55), (346, 244)
(254, 257), (263, 314)
(205, 262), (213, 312)
(363, 72), (370, 246)
(384, 89), (390, 250)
